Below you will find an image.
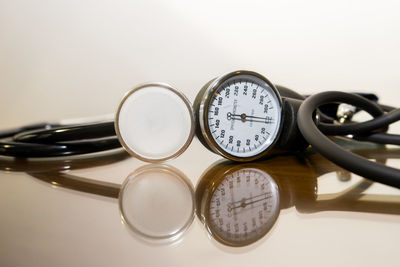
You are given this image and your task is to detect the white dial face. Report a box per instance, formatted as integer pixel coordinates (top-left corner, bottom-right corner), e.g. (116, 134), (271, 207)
(207, 168), (280, 246)
(206, 74), (282, 158)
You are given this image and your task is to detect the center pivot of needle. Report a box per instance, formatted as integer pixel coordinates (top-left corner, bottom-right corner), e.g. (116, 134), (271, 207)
(227, 112), (273, 124)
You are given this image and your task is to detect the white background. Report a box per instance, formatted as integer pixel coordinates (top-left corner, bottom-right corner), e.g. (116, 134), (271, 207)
(1, 0), (399, 127)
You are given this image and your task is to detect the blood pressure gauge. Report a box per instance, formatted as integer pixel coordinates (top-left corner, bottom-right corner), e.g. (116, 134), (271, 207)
(196, 162), (280, 247)
(194, 71), (284, 162)
(194, 70), (308, 161)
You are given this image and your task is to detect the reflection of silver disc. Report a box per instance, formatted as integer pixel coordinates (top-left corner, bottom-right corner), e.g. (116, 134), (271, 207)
(119, 164), (195, 241)
(115, 83), (195, 162)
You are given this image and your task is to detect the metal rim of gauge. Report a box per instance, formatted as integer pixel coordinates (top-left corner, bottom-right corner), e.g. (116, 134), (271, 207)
(115, 82), (195, 162)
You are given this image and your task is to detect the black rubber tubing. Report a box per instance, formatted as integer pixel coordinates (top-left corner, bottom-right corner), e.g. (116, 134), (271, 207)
(13, 121), (116, 143)
(0, 137), (121, 157)
(318, 109), (400, 135)
(0, 121), (120, 157)
(297, 91), (400, 189)
(355, 133), (400, 145)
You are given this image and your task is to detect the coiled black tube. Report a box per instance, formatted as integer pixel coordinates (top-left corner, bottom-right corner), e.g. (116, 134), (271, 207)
(297, 91), (400, 188)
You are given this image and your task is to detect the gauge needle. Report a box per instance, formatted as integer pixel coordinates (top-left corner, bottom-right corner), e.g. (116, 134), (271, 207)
(228, 192), (272, 210)
(241, 195), (271, 207)
(229, 192), (271, 205)
(227, 112), (273, 123)
(227, 195), (272, 219)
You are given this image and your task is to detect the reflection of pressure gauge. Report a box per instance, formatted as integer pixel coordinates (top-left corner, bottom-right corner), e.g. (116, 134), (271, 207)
(196, 162), (280, 247)
(194, 70), (284, 161)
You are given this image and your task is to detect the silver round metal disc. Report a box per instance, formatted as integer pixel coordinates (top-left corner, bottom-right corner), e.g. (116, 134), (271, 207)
(115, 83), (195, 162)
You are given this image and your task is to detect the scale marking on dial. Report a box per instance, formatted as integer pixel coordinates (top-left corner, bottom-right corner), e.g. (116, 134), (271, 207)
(205, 73), (282, 158)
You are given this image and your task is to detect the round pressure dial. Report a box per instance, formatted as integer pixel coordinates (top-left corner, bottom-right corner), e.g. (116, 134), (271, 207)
(195, 70), (283, 161)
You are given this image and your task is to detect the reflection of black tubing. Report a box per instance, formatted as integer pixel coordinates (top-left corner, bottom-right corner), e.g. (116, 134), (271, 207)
(0, 150), (128, 197)
(298, 91), (400, 188)
(30, 172), (120, 198)
(0, 149), (129, 173)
